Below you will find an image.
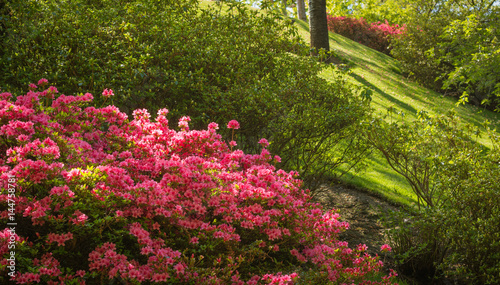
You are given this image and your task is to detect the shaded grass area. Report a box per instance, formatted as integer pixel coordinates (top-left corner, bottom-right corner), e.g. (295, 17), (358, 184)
(295, 19), (500, 207)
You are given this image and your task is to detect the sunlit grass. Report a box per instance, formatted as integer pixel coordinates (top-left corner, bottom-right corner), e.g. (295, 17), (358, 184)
(295, 18), (500, 207)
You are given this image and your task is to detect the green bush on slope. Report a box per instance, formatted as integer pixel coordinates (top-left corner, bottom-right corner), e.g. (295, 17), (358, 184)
(366, 110), (500, 283)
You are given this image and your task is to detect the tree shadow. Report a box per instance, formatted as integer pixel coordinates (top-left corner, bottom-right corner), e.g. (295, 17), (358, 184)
(350, 73), (417, 114)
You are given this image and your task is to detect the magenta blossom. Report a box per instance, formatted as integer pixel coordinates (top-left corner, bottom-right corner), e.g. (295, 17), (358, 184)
(227, 119), (240, 129)
(38, 78), (49, 87)
(258, 138), (269, 148)
(0, 81), (398, 284)
(102, 88), (114, 98)
(381, 244), (392, 252)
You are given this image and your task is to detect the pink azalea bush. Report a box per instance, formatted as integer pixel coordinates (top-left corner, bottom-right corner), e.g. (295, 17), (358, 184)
(326, 16), (406, 55)
(0, 82), (397, 284)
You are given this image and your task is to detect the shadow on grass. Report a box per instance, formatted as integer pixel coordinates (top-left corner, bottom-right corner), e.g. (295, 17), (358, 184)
(350, 73), (417, 114)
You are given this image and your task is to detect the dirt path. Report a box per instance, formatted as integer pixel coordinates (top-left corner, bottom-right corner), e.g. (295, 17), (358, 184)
(312, 183), (398, 257)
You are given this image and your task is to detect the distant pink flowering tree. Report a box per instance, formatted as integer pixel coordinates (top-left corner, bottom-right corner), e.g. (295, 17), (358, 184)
(326, 15), (405, 54)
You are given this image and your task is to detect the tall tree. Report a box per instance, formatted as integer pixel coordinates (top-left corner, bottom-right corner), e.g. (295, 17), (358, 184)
(281, 0), (287, 15)
(309, 0), (329, 58)
(297, 0), (307, 20)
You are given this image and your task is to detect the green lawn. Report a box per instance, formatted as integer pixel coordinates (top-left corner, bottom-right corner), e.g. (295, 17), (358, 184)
(295, 19), (500, 207)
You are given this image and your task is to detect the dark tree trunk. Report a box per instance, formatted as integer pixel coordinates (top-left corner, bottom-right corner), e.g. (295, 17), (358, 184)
(282, 0), (287, 16)
(297, 0), (307, 21)
(309, 0), (329, 58)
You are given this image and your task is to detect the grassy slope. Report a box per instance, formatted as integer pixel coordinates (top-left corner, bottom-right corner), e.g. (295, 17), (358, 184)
(294, 19), (500, 206)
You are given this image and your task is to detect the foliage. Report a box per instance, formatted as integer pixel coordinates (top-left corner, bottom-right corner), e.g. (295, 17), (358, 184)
(362, 109), (482, 208)
(326, 16), (405, 55)
(328, 0), (500, 111)
(365, 109), (500, 283)
(0, 0), (371, 189)
(0, 0), (300, 116)
(325, 0), (412, 25)
(0, 83), (398, 284)
(388, 0), (458, 92)
(439, 123), (500, 284)
(438, 13), (500, 110)
(381, 208), (449, 282)
(389, 0), (500, 111)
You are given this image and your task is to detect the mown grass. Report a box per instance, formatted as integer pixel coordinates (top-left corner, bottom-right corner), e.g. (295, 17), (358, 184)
(294, 19), (500, 207)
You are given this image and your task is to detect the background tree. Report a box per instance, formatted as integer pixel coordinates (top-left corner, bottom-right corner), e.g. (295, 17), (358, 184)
(309, 0), (330, 58)
(297, 0), (307, 20)
(325, 0), (412, 24)
(259, 0), (291, 16)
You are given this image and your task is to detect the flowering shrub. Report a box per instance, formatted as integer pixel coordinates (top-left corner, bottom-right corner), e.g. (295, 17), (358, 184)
(326, 16), (405, 54)
(0, 83), (397, 284)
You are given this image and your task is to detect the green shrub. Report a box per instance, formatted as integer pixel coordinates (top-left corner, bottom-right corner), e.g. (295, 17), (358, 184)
(362, 110), (481, 208)
(0, 0), (371, 188)
(381, 208), (449, 282)
(439, 125), (500, 284)
(366, 109), (500, 283)
(438, 13), (500, 110)
(389, 20), (452, 93)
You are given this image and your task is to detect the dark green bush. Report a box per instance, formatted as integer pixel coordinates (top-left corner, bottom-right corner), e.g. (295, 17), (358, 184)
(366, 110), (500, 283)
(439, 126), (500, 284)
(0, 0), (371, 188)
(382, 208), (449, 282)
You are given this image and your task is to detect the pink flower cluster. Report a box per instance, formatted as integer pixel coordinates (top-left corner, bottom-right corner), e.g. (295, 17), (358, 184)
(47, 232), (73, 246)
(0, 81), (397, 284)
(327, 15), (406, 54)
(102, 88), (114, 98)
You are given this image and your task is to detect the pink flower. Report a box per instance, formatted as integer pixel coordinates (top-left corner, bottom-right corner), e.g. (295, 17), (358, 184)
(178, 116), (191, 130)
(0, 92), (12, 100)
(357, 244), (368, 252)
(102, 88), (114, 98)
(229, 140), (237, 147)
(208, 122), (219, 131)
(174, 263), (185, 274)
(38, 78), (49, 87)
(46, 86), (58, 98)
(157, 108), (169, 116)
(227, 120), (240, 129)
(381, 244), (392, 252)
(190, 237), (199, 244)
(29, 83), (37, 91)
(47, 232), (73, 246)
(258, 138), (269, 148)
(76, 214), (88, 224)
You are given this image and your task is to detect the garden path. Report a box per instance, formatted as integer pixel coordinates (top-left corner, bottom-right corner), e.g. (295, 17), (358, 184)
(313, 183), (397, 258)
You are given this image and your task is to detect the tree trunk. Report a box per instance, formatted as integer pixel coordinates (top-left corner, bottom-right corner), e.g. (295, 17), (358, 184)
(282, 0), (287, 16)
(297, 0), (307, 21)
(309, 0), (329, 58)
